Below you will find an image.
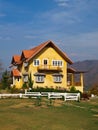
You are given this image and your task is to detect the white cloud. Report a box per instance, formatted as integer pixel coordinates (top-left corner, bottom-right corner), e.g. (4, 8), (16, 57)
(55, 0), (69, 7)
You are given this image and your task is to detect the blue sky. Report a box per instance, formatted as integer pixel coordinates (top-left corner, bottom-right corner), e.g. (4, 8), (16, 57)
(0, 0), (98, 69)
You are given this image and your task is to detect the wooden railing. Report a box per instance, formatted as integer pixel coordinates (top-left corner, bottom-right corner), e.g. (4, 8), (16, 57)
(67, 81), (81, 86)
(37, 65), (62, 71)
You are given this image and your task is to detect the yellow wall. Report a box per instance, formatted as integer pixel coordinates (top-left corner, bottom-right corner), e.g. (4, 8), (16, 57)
(28, 46), (67, 89)
(12, 46), (84, 92)
(13, 77), (23, 89)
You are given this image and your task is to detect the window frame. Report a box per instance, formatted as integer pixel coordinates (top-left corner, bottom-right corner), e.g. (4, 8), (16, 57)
(52, 60), (63, 67)
(43, 58), (48, 65)
(33, 59), (40, 66)
(23, 75), (28, 82)
(35, 75), (45, 83)
(53, 75), (62, 83)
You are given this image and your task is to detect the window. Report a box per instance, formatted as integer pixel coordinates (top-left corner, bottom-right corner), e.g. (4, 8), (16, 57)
(33, 59), (40, 66)
(52, 60), (62, 67)
(23, 75), (28, 82)
(53, 76), (62, 83)
(43, 59), (48, 65)
(15, 77), (20, 81)
(36, 75), (44, 83)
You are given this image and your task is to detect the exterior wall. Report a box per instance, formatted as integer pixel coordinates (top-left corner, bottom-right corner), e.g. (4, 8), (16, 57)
(28, 46), (67, 89)
(12, 77), (23, 89)
(12, 45), (84, 92)
(75, 86), (83, 93)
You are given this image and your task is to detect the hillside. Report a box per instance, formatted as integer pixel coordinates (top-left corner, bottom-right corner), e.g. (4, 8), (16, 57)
(71, 60), (98, 90)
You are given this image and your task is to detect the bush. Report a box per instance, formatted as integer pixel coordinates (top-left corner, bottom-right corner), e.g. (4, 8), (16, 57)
(70, 86), (76, 92)
(30, 87), (67, 93)
(89, 84), (98, 96)
(81, 92), (90, 100)
(10, 85), (20, 93)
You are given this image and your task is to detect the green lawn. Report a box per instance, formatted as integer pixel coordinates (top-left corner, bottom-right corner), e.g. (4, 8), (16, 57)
(0, 98), (98, 130)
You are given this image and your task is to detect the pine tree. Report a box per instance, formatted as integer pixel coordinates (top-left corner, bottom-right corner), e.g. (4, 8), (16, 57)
(1, 70), (10, 89)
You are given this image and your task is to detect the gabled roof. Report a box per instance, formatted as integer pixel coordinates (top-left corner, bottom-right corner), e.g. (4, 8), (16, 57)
(11, 69), (21, 77)
(11, 40), (73, 65)
(21, 50), (33, 59)
(26, 40), (73, 64)
(11, 55), (21, 64)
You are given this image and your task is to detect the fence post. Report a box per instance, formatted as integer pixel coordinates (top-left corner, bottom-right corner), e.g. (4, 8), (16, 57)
(19, 93), (22, 98)
(64, 93), (67, 101)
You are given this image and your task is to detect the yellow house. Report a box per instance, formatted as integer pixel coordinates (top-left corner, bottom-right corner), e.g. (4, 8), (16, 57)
(10, 40), (85, 92)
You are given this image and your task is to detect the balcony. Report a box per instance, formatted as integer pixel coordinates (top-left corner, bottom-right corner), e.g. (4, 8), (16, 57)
(67, 81), (81, 86)
(37, 65), (62, 72)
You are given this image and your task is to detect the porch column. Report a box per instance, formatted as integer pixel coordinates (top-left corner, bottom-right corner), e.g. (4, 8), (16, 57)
(80, 73), (84, 87)
(71, 73), (74, 86)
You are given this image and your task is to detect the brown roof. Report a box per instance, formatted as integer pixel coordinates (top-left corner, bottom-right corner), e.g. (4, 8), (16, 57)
(11, 69), (21, 77)
(11, 40), (73, 65)
(11, 55), (21, 64)
(26, 40), (73, 64)
(21, 50), (33, 59)
(67, 67), (87, 74)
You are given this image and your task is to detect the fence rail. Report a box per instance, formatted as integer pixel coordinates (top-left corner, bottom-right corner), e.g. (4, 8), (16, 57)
(0, 92), (80, 101)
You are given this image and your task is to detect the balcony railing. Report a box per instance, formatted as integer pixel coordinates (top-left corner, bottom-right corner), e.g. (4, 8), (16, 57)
(67, 81), (81, 86)
(37, 65), (62, 71)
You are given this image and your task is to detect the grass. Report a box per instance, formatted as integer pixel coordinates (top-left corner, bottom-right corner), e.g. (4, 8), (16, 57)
(0, 98), (98, 130)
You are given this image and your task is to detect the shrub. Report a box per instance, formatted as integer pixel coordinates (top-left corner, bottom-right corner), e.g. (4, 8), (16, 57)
(70, 86), (77, 92)
(81, 92), (90, 100)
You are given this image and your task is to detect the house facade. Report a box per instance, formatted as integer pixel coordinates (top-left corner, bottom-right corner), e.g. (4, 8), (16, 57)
(10, 40), (84, 92)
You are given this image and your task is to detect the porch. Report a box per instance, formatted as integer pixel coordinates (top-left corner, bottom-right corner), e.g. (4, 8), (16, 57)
(67, 67), (86, 92)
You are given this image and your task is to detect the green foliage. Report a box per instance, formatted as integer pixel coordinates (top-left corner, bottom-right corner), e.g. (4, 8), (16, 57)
(22, 83), (28, 89)
(10, 85), (20, 93)
(1, 70), (11, 89)
(0, 98), (98, 129)
(70, 86), (76, 92)
(81, 92), (90, 100)
(31, 87), (67, 92)
(35, 96), (41, 106)
(28, 73), (33, 88)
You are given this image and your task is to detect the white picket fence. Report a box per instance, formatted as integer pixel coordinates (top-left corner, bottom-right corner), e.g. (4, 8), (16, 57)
(48, 92), (80, 101)
(0, 92), (80, 101)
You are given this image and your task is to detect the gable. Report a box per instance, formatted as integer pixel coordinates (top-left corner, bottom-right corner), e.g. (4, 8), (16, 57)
(26, 40), (73, 64)
(11, 55), (21, 64)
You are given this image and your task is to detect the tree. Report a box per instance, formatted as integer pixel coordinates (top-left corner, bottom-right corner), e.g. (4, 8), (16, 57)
(1, 70), (11, 89)
(28, 73), (33, 89)
(0, 60), (3, 73)
(89, 84), (98, 96)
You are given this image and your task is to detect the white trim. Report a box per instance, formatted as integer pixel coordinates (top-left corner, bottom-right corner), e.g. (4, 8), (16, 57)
(33, 59), (40, 66)
(53, 75), (62, 83)
(52, 60), (63, 67)
(35, 75), (45, 83)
